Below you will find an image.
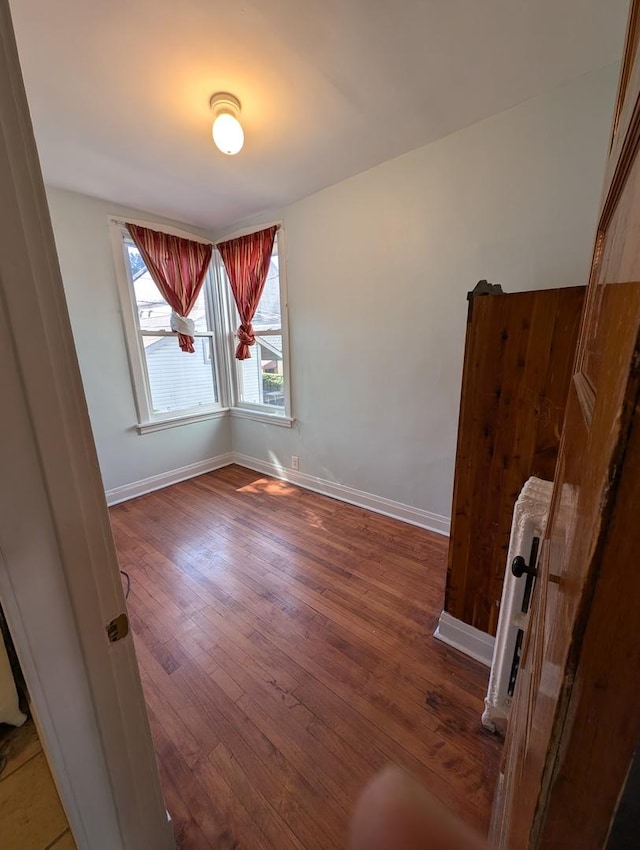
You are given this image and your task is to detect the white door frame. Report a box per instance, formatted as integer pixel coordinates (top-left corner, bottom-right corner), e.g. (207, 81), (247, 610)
(0, 4), (174, 848)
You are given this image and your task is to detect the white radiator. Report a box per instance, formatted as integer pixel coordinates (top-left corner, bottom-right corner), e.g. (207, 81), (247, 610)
(481, 476), (553, 734)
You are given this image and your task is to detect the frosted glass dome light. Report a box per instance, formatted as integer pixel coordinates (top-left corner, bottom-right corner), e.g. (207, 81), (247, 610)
(212, 112), (244, 155)
(210, 93), (244, 156)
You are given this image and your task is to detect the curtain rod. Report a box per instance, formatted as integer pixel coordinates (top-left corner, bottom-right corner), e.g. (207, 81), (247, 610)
(111, 216), (281, 245)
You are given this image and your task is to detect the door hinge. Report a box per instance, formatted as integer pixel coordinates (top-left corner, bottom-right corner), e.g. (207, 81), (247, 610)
(106, 613), (129, 643)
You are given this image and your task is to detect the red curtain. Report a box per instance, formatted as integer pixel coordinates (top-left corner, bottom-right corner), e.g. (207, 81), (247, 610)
(217, 225), (277, 360)
(127, 224), (213, 353)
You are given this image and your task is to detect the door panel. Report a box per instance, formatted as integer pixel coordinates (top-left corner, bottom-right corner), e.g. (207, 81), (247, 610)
(496, 284), (640, 849)
(604, 2), (640, 202)
(492, 4), (640, 847)
(541, 391), (640, 847)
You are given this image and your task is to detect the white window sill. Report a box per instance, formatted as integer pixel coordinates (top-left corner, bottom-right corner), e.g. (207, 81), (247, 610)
(136, 408), (229, 434)
(136, 406), (294, 433)
(229, 407), (294, 428)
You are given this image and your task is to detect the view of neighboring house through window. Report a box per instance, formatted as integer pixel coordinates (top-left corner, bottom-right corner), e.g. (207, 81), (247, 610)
(124, 238), (219, 417)
(226, 234), (286, 412)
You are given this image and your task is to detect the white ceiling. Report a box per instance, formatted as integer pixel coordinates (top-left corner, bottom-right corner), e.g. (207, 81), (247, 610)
(10, 0), (628, 231)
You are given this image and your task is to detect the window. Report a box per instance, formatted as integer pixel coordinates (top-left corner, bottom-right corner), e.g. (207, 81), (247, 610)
(112, 222), (225, 430)
(222, 233), (289, 416)
(111, 219), (291, 432)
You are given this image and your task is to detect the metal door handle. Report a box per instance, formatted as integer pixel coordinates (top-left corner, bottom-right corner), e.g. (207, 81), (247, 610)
(512, 555), (538, 579)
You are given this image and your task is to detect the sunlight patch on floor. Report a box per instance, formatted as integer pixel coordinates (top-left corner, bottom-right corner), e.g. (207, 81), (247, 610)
(236, 477), (296, 496)
(236, 476), (326, 528)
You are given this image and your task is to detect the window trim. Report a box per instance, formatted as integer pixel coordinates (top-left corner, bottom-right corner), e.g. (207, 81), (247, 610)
(136, 407), (228, 434)
(109, 218), (228, 430)
(229, 407), (294, 428)
(217, 222), (292, 423)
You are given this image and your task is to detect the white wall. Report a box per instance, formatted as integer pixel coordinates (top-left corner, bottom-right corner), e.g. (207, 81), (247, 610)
(227, 65), (618, 520)
(47, 65), (617, 519)
(46, 189), (231, 491)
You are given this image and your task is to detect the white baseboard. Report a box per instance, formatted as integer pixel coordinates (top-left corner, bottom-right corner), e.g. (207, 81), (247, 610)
(233, 452), (450, 536)
(105, 452), (234, 506)
(104, 450), (451, 536)
(434, 611), (495, 667)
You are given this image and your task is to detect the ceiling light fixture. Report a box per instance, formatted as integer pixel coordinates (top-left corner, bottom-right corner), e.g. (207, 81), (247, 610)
(210, 92), (244, 156)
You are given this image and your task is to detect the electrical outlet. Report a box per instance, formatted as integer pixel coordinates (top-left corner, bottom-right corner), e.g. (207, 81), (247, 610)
(291, 455), (300, 470)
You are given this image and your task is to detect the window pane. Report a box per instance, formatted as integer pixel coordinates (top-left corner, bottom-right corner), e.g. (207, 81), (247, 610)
(252, 240), (281, 331)
(126, 243), (210, 332)
(133, 268), (171, 331)
(237, 335), (284, 409)
(142, 335), (217, 413)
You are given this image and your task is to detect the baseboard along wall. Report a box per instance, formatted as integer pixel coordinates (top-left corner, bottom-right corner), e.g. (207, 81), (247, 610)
(105, 453), (235, 506)
(105, 451), (451, 536)
(433, 611), (495, 667)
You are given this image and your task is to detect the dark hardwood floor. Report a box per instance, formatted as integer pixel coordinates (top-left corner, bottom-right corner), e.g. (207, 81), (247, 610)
(110, 465), (501, 849)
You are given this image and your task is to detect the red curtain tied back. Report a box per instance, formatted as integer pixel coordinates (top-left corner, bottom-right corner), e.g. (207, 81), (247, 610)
(127, 223), (213, 353)
(217, 225), (277, 360)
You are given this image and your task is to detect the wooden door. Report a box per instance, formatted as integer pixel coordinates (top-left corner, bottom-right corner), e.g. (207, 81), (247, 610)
(446, 285), (585, 636)
(491, 4), (640, 848)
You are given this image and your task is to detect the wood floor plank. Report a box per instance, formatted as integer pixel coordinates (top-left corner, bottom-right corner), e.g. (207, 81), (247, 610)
(135, 638), (221, 758)
(208, 743), (307, 850)
(184, 560), (492, 776)
(194, 591), (494, 817)
(168, 642), (347, 850)
(111, 465), (501, 848)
